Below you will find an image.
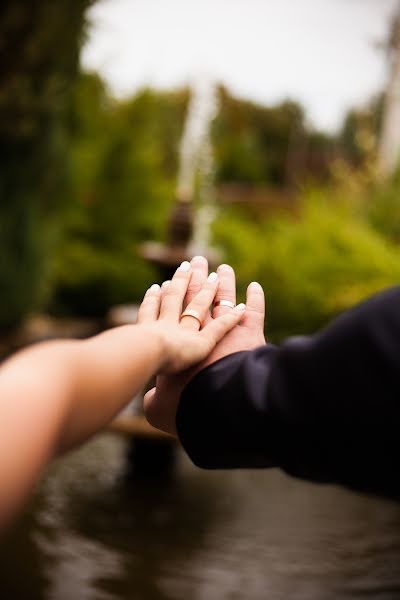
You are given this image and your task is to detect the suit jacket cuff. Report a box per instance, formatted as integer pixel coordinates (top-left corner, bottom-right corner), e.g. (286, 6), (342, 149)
(176, 347), (279, 469)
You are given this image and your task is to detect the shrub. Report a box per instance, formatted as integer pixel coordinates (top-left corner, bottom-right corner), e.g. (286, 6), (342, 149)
(214, 192), (400, 341)
(0, 0), (91, 330)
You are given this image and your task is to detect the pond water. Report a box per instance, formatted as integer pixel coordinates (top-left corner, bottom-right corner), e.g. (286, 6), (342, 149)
(1, 433), (400, 600)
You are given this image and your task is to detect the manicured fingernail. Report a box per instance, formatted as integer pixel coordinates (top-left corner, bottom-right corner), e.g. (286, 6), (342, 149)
(218, 263), (233, 271)
(179, 261), (191, 272)
(207, 272), (218, 283)
(149, 284), (160, 292)
(235, 303), (246, 311)
(249, 281), (263, 291)
(161, 280), (171, 287)
(191, 255), (207, 263)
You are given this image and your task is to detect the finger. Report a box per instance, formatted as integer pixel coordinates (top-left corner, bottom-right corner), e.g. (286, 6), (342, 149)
(137, 284), (161, 324)
(184, 256), (208, 308)
(144, 386), (156, 407)
(241, 281), (265, 330)
(159, 261), (192, 322)
(212, 264), (236, 318)
(161, 279), (171, 295)
(143, 384), (179, 436)
(201, 303), (246, 348)
(180, 271), (219, 331)
(143, 386), (158, 428)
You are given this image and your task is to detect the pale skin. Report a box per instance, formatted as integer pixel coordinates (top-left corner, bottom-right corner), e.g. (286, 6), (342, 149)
(144, 255), (266, 436)
(0, 260), (247, 528)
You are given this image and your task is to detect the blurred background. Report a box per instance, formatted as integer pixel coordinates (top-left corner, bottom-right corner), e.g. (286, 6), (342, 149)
(1, 1), (400, 598)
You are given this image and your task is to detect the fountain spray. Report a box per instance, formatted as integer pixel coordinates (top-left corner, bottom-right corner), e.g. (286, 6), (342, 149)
(141, 77), (220, 278)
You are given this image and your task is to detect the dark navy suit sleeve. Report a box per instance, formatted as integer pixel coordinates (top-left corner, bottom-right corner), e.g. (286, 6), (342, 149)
(176, 287), (400, 499)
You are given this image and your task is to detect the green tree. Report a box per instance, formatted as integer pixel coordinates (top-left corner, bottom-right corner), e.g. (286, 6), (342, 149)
(50, 82), (188, 315)
(339, 95), (383, 167)
(0, 0), (92, 330)
(213, 87), (306, 185)
(214, 191), (400, 341)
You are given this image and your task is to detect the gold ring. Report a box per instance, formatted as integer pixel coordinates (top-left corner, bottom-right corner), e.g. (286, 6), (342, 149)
(214, 300), (235, 309)
(180, 309), (203, 326)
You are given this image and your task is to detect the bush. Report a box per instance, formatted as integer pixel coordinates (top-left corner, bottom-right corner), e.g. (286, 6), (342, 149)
(48, 84), (187, 316)
(50, 240), (156, 317)
(213, 191), (400, 341)
(365, 177), (400, 244)
(0, 0), (91, 330)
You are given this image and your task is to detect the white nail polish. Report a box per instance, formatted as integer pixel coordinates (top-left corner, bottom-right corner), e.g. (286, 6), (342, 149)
(191, 255), (206, 263)
(162, 280), (171, 287)
(218, 263), (233, 271)
(149, 284), (160, 292)
(179, 261), (191, 272)
(207, 272), (218, 283)
(235, 303), (246, 311)
(249, 281), (262, 290)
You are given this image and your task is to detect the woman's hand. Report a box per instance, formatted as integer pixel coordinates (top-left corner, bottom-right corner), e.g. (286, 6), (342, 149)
(137, 260), (246, 375)
(142, 257), (266, 436)
(137, 259), (248, 436)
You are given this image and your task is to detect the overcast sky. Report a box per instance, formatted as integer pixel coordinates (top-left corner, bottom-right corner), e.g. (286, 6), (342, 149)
(82, 0), (399, 132)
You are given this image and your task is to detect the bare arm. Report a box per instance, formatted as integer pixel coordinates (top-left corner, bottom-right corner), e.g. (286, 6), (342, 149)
(0, 324), (165, 525)
(0, 261), (244, 527)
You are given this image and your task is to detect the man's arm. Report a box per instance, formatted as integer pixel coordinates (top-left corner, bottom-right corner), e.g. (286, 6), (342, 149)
(177, 286), (400, 500)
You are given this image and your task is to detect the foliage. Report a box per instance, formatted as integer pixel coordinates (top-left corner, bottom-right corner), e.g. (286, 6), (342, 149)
(213, 87), (305, 185)
(364, 175), (400, 244)
(38, 76), (400, 329)
(338, 94), (383, 167)
(0, 0), (92, 330)
(1, 5), (397, 334)
(213, 191), (400, 341)
(49, 79), (188, 316)
(213, 86), (341, 186)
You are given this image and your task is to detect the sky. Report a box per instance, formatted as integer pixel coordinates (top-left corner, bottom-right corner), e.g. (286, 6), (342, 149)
(82, 0), (399, 132)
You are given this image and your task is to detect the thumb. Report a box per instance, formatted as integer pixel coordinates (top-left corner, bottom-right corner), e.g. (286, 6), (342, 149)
(143, 386), (156, 408)
(241, 281), (265, 331)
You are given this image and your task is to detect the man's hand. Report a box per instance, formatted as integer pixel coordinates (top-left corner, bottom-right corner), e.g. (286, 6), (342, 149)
(144, 257), (266, 435)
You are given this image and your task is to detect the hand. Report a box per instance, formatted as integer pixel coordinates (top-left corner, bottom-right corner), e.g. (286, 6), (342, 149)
(136, 260), (246, 434)
(144, 257), (266, 435)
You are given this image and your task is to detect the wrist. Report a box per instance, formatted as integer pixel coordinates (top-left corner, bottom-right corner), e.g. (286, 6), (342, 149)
(136, 323), (169, 373)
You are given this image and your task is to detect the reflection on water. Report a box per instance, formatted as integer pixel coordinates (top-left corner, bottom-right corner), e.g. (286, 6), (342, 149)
(1, 433), (400, 599)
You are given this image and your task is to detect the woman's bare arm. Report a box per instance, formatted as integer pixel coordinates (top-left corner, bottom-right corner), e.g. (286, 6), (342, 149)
(0, 261), (244, 527)
(0, 324), (166, 525)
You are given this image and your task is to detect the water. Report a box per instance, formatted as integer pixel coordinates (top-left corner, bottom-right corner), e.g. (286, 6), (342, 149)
(1, 433), (400, 599)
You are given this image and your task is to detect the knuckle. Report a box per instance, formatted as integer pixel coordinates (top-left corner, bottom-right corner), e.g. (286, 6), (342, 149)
(188, 298), (206, 312)
(203, 285), (218, 299)
(163, 285), (179, 298)
(186, 283), (202, 297)
(174, 270), (190, 281)
(192, 287), (211, 303)
(246, 304), (263, 314)
(215, 284), (235, 300)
